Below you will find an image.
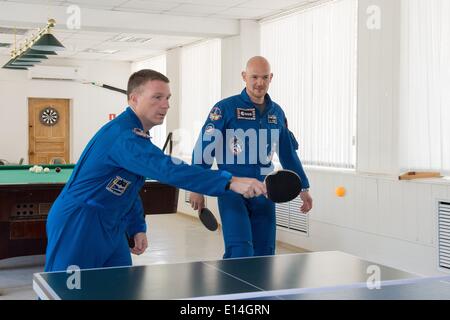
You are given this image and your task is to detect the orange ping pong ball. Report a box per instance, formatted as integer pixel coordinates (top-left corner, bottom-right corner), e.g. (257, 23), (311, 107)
(335, 186), (346, 197)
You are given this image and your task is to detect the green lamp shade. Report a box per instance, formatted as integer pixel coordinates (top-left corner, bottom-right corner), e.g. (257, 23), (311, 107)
(31, 33), (65, 51)
(24, 49), (57, 56)
(10, 60), (38, 66)
(3, 66), (28, 70)
(2, 59), (29, 69)
(17, 54), (47, 62)
(16, 57), (42, 62)
(3, 63), (29, 70)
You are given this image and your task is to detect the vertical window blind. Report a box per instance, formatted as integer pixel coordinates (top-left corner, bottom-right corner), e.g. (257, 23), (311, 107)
(261, 0), (358, 169)
(399, 0), (450, 175)
(179, 39), (221, 157)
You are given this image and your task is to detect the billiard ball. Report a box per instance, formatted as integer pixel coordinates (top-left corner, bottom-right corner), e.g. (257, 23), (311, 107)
(44, 167), (50, 173)
(55, 167), (61, 173)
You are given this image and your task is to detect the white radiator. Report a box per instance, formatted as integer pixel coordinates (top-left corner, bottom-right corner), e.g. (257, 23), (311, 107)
(438, 201), (450, 271)
(276, 196), (309, 234)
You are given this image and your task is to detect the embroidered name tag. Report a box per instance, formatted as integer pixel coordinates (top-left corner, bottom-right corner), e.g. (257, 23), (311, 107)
(236, 108), (256, 120)
(106, 176), (131, 196)
(268, 115), (278, 124)
(133, 128), (151, 139)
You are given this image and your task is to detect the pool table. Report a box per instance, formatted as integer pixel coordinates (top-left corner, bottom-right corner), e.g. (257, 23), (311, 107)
(0, 164), (179, 260)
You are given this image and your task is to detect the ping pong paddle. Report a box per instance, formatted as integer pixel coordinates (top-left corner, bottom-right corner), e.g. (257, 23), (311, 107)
(264, 169), (302, 203)
(199, 207), (219, 231)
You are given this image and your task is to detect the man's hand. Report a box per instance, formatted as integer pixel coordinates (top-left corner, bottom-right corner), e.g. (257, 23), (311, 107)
(190, 192), (205, 211)
(300, 191), (313, 213)
(229, 177), (267, 198)
(130, 232), (148, 255)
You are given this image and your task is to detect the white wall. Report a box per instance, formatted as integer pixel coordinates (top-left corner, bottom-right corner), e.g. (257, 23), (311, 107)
(277, 169), (450, 276)
(221, 35), (242, 99)
(357, 0), (401, 175)
(0, 57), (131, 163)
(239, 20), (261, 68)
(221, 20), (261, 100)
(165, 48), (182, 138)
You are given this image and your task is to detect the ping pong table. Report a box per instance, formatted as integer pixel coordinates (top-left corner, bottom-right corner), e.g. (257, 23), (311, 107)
(33, 251), (450, 300)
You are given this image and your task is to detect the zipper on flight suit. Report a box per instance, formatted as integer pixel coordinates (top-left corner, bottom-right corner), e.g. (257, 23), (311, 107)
(253, 102), (272, 178)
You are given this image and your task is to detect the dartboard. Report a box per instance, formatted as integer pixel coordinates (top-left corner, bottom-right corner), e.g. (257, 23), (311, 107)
(39, 107), (59, 126)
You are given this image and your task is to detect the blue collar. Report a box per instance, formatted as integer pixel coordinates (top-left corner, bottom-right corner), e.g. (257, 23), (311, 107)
(240, 88), (274, 113)
(126, 106), (144, 130)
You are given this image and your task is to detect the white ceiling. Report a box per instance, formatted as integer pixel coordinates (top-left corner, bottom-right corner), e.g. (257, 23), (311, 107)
(0, 0), (322, 62)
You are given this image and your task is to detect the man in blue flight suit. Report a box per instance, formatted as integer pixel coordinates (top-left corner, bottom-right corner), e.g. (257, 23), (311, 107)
(190, 56), (313, 259)
(44, 69), (267, 272)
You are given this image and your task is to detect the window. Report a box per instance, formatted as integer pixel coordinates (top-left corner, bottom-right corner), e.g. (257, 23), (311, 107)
(261, 0), (358, 169)
(399, 0), (450, 175)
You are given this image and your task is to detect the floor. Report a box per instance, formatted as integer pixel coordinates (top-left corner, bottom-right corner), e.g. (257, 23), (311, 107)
(0, 213), (307, 300)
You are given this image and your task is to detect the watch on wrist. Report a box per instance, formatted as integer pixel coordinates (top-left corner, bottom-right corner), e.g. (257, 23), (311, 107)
(301, 188), (309, 192)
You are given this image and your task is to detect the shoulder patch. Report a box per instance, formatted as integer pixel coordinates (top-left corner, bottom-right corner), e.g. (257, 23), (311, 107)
(106, 176), (131, 196)
(209, 106), (222, 121)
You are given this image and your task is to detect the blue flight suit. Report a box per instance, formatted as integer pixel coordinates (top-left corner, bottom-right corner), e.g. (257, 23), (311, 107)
(45, 107), (232, 272)
(192, 89), (310, 259)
